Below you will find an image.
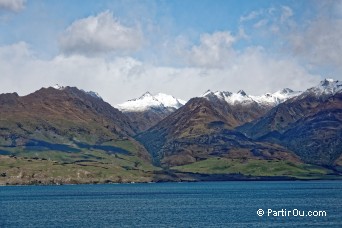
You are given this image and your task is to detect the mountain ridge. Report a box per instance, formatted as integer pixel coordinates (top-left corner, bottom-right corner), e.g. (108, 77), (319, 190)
(202, 87), (302, 107)
(1, 79), (341, 184)
(238, 79), (342, 166)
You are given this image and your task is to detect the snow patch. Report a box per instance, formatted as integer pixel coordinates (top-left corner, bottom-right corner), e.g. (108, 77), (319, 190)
(305, 78), (342, 95)
(52, 84), (65, 90)
(117, 92), (186, 112)
(155, 93), (186, 108)
(203, 88), (302, 106)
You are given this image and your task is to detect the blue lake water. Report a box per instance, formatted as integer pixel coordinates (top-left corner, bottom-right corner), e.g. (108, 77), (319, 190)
(1, 181), (341, 227)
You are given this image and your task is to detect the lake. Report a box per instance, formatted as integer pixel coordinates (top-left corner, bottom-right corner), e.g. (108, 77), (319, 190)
(1, 181), (341, 227)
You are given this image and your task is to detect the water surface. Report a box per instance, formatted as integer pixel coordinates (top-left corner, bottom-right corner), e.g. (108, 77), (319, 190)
(1, 181), (341, 227)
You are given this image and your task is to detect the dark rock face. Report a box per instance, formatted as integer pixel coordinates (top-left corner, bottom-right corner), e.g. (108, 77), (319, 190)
(239, 93), (342, 166)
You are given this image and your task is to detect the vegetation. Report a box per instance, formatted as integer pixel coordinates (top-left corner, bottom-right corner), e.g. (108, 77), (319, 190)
(172, 157), (331, 179)
(0, 147), (159, 185)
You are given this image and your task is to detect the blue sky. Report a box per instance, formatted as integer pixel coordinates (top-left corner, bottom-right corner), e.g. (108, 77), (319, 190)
(0, 0), (341, 104)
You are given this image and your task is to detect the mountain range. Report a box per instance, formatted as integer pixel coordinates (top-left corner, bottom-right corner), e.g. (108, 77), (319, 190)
(0, 79), (341, 185)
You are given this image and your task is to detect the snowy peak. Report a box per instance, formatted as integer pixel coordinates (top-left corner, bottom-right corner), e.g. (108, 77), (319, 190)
(117, 92), (186, 112)
(279, 88), (294, 94)
(203, 90), (255, 105)
(305, 78), (342, 96)
(202, 90), (213, 97)
(237, 90), (247, 96)
(264, 88), (302, 104)
(155, 93), (186, 109)
(52, 84), (65, 90)
(139, 91), (154, 99)
(203, 88), (302, 106)
(117, 79), (342, 113)
(321, 78), (335, 85)
(228, 90), (254, 104)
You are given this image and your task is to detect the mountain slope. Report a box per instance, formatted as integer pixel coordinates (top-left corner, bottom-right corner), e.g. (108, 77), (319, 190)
(238, 79), (342, 166)
(201, 88), (301, 126)
(0, 86), (156, 184)
(1, 80), (340, 184)
(136, 97), (302, 169)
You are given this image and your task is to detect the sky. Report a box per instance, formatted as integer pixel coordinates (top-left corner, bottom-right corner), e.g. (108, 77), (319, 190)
(0, 0), (341, 105)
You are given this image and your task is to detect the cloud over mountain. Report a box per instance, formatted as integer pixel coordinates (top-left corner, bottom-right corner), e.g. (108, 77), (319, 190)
(0, 41), (319, 106)
(0, 1), (340, 106)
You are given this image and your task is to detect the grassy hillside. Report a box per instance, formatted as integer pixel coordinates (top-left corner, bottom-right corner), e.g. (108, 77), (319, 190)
(0, 149), (158, 185)
(172, 157), (332, 179)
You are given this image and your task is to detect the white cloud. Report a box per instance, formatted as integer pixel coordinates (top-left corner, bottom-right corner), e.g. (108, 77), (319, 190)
(0, 42), (321, 106)
(288, 18), (342, 71)
(59, 11), (143, 56)
(186, 31), (237, 68)
(0, 0), (25, 12)
(240, 10), (263, 22)
(280, 6), (293, 23)
(253, 19), (268, 28)
(239, 3), (342, 75)
(277, 2), (342, 74)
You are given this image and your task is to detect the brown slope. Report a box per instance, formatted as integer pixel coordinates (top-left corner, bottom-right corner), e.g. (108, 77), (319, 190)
(136, 97), (299, 166)
(238, 92), (342, 166)
(0, 87), (150, 161)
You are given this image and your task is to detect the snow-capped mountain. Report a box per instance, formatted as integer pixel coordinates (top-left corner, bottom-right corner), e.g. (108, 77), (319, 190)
(116, 92), (186, 112)
(251, 88), (302, 106)
(238, 78), (342, 167)
(116, 92), (186, 132)
(202, 88), (301, 106)
(303, 79), (342, 96)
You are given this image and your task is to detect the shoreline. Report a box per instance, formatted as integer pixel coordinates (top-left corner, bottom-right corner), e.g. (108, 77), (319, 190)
(1, 173), (341, 186)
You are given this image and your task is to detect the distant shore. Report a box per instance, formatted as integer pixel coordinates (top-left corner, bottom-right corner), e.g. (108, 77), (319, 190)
(1, 171), (341, 186)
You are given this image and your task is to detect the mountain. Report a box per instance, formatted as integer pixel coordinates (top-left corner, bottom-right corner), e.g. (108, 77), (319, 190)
(136, 96), (333, 180)
(202, 88), (301, 107)
(1, 80), (340, 185)
(53, 84), (103, 100)
(136, 81), (341, 178)
(0, 86), (156, 184)
(200, 88), (300, 127)
(116, 92), (186, 132)
(238, 79), (342, 166)
(116, 92), (185, 112)
(117, 88), (299, 133)
(303, 78), (342, 96)
(136, 97), (319, 178)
